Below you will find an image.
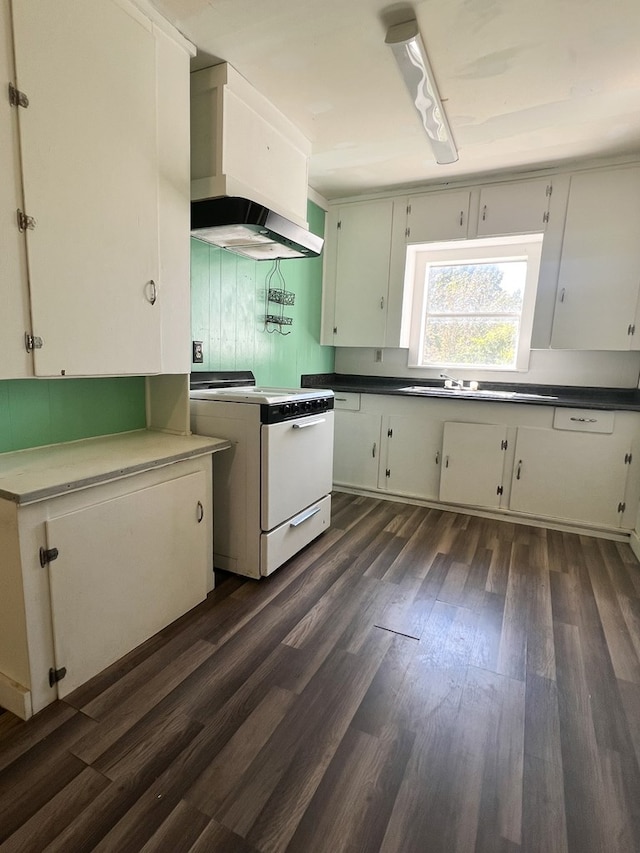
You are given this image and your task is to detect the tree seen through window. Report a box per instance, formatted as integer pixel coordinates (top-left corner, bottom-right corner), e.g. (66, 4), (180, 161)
(422, 261), (526, 367)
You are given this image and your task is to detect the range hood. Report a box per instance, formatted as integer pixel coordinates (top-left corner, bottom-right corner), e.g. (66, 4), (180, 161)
(191, 197), (324, 261)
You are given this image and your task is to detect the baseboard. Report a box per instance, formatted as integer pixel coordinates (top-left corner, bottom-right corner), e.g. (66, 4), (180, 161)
(0, 671), (31, 720)
(332, 486), (631, 543)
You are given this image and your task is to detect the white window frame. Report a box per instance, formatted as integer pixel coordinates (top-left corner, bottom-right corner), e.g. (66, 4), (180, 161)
(405, 234), (544, 371)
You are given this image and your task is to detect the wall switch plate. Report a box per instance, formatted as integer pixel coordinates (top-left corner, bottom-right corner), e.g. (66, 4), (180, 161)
(192, 341), (204, 363)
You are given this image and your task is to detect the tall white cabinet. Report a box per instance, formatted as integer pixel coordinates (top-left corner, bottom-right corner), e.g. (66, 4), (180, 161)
(2, 0), (193, 378)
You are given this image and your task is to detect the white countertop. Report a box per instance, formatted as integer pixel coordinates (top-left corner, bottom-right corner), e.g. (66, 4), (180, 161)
(0, 430), (231, 505)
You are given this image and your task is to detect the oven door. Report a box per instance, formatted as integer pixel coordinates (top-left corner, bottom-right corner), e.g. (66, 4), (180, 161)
(261, 410), (334, 531)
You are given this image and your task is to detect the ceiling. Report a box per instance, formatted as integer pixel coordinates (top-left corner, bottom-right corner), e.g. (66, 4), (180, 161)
(151, 0), (640, 201)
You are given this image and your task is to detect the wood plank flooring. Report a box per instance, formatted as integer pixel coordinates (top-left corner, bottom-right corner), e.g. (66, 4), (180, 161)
(1, 493), (640, 852)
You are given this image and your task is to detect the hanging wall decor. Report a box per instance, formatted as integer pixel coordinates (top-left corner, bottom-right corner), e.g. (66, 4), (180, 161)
(264, 259), (295, 335)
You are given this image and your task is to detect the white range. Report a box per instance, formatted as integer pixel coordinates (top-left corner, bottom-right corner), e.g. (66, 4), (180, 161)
(190, 372), (334, 579)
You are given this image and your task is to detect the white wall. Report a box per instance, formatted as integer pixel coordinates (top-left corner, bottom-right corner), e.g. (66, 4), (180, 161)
(335, 346), (640, 388)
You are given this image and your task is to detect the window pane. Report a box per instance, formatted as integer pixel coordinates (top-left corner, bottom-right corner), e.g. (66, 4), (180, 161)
(423, 316), (520, 367)
(426, 262), (526, 314)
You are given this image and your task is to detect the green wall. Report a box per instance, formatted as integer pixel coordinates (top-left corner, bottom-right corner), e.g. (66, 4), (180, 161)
(191, 201), (335, 386)
(0, 377), (146, 454)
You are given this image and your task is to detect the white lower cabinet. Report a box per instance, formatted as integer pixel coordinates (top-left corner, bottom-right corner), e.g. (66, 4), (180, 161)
(379, 415), (443, 499)
(333, 410), (382, 490)
(509, 426), (631, 527)
(332, 393), (640, 534)
(0, 454), (213, 719)
(439, 422), (508, 509)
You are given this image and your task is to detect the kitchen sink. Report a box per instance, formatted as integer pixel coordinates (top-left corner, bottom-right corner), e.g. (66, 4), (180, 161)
(400, 386), (557, 400)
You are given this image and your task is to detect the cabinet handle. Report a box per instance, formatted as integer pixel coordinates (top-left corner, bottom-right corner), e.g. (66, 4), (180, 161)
(147, 279), (158, 305)
(335, 397), (347, 402)
(435, 450), (440, 464)
(444, 455), (449, 469)
(459, 211), (464, 227)
(372, 442), (377, 458)
(570, 417), (597, 423)
(196, 501), (204, 523)
(559, 287), (566, 303)
(482, 204), (487, 221)
(380, 297), (385, 310)
(516, 460), (522, 480)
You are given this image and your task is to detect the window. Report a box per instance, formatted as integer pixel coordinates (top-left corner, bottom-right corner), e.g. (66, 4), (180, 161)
(406, 235), (543, 371)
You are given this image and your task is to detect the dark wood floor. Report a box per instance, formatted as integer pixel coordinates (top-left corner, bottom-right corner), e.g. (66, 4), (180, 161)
(1, 493), (640, 852)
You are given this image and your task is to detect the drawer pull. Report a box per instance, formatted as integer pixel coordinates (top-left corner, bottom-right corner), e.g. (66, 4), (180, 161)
(372, 442), (377, 458)
(290, 506), (321, 527)
(335, 397), (347, 402)
(196, 501), (204, 523)
(570, 417), (597, 423)
(516, 460), (522, 480)
(292, 418), (326, 429)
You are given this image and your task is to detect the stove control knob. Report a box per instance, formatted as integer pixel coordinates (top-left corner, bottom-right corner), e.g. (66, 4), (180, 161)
(283, 404), (291, 416)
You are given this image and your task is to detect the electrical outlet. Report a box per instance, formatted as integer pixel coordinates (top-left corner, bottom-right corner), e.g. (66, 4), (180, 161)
(192, 341), (204, 364)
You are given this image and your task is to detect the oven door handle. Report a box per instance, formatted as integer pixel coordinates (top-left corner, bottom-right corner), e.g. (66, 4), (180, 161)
(291, 418), (326, 429)
(290, 506), (322, 527)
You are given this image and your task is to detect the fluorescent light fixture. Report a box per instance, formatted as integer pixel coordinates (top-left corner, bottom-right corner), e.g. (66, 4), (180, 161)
(385, 19), (458, 165)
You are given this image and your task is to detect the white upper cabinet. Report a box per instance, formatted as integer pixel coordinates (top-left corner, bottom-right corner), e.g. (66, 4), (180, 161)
(323, 199), (406, 348)
(3, 0), (192, 378)
(156, 28), (192, 374)
(12, 0), (159, 376)
(550, 166), (640, 351)
(476, 178), (551, 237)
(405, 190), (471, 244)
(0, 0), (31, 378)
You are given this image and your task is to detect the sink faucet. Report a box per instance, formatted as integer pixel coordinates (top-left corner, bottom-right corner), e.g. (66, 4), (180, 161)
(440, 372), (464, 389)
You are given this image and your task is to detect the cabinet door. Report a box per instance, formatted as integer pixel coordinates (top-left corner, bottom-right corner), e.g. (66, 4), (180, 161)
(439, 422), (508, 509)
(406, 190), (471, 244)
(550, 167), (640, 351)
(331, 200), (393, 347)
(156, 28), (191, 374)
(0, 0), (31, 378)
(12, 0), (161, 376)
(333, 410), (382, 490)
(46, 470), (209, 698)
(509, 427), (628, 528)
(380, 415), (443, 499)
(476, 179), (551, 236)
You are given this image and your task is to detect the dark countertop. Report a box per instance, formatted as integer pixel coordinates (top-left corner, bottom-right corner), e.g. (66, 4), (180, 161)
(301, 373), (640, 412)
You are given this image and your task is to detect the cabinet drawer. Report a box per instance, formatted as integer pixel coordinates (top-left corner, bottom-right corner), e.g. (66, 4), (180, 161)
(261, 495), (331, 576)
(333, 391), (361, 410)
(553, 408), (615, 433)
